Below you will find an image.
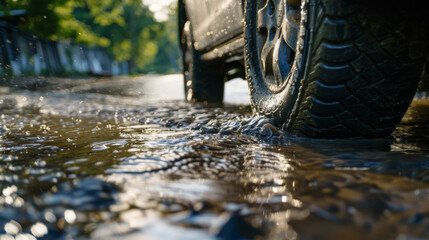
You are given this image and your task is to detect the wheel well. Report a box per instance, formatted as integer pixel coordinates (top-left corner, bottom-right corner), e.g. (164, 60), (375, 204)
(178, 0), (245, 82)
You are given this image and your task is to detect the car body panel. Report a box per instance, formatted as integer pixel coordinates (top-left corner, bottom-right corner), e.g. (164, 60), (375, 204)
(184, 0), (244, 52)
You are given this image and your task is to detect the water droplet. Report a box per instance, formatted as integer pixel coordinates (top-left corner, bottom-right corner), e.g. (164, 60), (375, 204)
(13, 197), (24, 207)
(4, 220), (21, 235)
(2, 186), (17, 196)
(44, 211), (57, 223)
(31, 222), (48, 237)
(0, 234), (15, 240)
(15, 233), (36, 240)
(64, 209), (76, 224)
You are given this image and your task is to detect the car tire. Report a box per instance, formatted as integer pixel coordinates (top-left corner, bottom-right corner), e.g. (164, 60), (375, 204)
(181, 21), (224, 103)
(244, 0), (427, 138)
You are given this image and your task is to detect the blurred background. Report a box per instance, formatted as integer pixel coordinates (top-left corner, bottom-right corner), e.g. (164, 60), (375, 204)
(0, 0), (180, 80)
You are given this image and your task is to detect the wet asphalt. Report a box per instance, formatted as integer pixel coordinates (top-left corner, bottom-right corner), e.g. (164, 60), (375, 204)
(0, 74), (429, 240)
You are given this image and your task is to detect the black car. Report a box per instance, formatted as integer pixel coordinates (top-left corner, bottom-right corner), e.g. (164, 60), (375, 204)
(178, 0), (428, 138)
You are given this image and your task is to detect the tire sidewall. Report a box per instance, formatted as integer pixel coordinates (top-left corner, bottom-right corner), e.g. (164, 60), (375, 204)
(244, 0), (312, 129)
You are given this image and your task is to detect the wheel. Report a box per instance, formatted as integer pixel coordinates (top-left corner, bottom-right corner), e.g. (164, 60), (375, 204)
(181, 21), (224, 103)
(244, 0), (427, 138)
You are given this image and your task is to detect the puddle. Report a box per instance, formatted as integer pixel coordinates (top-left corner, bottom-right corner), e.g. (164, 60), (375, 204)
(0, 75), (429, 239)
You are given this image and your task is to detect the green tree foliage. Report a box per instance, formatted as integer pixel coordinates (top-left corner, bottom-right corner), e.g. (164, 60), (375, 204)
(0, 0), (180, 74)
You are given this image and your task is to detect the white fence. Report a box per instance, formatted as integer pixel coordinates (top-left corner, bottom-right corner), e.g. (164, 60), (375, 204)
(0, 22), (129, 78)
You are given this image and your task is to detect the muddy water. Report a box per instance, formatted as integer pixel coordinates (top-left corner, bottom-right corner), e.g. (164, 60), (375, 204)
(0, 75), (429, 240)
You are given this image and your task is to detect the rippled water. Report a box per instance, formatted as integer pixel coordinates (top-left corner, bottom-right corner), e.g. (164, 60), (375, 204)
(1, 75), (429, 240)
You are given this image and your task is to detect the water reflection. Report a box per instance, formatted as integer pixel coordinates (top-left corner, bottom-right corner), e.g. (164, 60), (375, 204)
(0, 75), (428, 239)
(393, 100), (429, 154)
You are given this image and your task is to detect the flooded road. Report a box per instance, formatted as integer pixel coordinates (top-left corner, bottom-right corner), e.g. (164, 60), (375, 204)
(1, 74), (429, 240)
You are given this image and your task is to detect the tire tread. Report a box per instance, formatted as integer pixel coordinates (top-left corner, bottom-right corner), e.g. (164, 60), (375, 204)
(291, 0), (426, 137)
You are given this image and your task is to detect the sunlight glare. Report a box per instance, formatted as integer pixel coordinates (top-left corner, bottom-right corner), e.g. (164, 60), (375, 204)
(142, 0), (176, 22)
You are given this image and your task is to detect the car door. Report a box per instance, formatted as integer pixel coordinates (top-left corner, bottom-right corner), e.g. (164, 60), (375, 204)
(185, 0), (244, 52)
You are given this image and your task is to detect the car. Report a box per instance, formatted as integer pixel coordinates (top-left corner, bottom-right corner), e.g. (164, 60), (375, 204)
(178, 0), (428, 138)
